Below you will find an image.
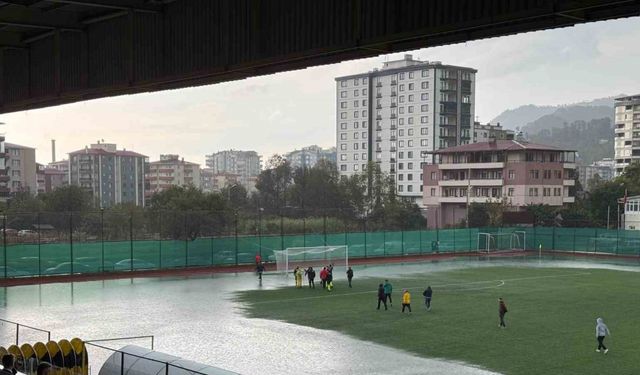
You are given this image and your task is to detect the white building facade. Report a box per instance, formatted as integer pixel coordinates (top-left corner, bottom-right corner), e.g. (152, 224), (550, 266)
(205, 150), (261, 192)
(614, 94), (640, 176)
(285, 145), (336, 169)
(335, 54), (476, 205)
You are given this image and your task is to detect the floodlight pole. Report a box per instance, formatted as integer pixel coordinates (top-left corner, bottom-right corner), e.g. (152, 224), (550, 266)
(607, 205), (610, 230)
(466, 166), (470, 228)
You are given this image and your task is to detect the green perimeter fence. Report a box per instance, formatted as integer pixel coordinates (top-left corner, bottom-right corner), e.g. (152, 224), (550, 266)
(1, 210), (640, 278)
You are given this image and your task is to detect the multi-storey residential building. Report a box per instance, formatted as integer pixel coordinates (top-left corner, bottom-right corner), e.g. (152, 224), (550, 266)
(48, 159), (70, 173)
(285, 145), (337, 169)
(200, 168), (215, 193)
(69, 142), (147, 208)
(614, 94), (640, 175)
(145, 154), (201, 198)
(5, 142), (37, 194)
(422, 140), (576, 228)
(205, 150), (261, 192)
(578, 158), (615, 191)
(335, 54), (476, 205)
(0, 135), (9, 201)
(37, 164), (67, 194)
(473, 122), (514, 143)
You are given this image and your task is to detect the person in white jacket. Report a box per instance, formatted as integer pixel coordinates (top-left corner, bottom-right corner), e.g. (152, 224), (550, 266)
(595, 317), (611, 354)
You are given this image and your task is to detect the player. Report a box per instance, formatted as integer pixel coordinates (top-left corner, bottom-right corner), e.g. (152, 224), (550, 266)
(256, 262), (265, 280)
(383, 279), (393, 306)
(377, 283), (388, 310)
(320, 267), (328, 288)
(401, 289), (411, 313)
(422, 285), (433, 311)
(595, 317), (611, 354)
(346, 267), (354, 288)
(326, 266), (334, 291)
(498, 298), (508, 328)
(294, 266), (304, 288)
(305, 266), (316, 288)
(255, 253), (262, 265)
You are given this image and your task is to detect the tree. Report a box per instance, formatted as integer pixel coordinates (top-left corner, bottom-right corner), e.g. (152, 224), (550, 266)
(40, 185), (92, 212)
(468, 203), (490, 227)
(255, 154), (292, 210)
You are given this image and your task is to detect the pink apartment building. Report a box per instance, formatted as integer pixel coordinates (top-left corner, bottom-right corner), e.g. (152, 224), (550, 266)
(422, 140), (576, 228)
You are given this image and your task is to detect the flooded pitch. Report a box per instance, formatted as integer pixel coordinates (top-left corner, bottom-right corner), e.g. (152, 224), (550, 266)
(0, 256), (637, 375)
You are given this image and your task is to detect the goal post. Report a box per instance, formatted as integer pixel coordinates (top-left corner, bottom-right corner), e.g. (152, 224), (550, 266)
(477, 232), (526, 254)
(273, 245), (349, 274)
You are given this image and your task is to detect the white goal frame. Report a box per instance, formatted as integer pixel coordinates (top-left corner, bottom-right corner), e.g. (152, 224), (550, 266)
(477, 231), (526, 254)
(273, 245), (349, 274)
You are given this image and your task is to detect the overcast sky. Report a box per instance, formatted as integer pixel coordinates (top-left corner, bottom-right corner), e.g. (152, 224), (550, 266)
(3, 16), (640, 165)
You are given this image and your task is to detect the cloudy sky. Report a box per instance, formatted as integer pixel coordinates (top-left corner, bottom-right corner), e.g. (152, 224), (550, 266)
(3, 16), (640, 165)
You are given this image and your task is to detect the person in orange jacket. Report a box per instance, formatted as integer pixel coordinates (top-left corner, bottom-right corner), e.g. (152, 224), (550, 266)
(401, 289), (412, 313)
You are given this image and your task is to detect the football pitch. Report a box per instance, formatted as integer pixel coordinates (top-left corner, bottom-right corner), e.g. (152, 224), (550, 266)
(237, 265), (640, 375)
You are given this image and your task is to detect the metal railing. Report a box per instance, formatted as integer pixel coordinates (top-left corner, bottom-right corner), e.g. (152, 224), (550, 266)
(0, 318), (51, 345)
(85, 335), (154, 350)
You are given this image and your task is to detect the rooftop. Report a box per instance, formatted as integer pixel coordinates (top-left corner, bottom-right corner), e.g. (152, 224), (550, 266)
(432, 140), (574, 154)
(615, 94), (640, 102)
(4, 142), (35, 150)
(69, 147), (146, 158)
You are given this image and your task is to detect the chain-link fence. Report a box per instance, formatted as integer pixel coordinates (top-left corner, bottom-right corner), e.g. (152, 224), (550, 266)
(1, 210), (639, 278)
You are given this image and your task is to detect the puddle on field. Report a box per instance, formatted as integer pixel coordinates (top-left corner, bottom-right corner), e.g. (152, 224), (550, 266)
(0, 257), (637, 375)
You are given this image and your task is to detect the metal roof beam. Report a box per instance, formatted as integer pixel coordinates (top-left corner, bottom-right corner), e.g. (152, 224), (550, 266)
(45, 0), (161, 12)
(0, 6), (83, 30)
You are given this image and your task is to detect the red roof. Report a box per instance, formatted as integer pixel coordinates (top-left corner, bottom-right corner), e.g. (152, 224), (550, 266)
(432, 140), (574, 154)
(69, 148), (146, 158)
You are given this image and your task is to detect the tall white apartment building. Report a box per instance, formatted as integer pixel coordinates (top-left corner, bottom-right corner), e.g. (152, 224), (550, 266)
(614, 94), (640, 176)
(205, 150), (261, 192)
(335, 54), (476, 205)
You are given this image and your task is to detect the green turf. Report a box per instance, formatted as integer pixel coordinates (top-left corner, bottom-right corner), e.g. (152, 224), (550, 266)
(237, 266), (640, 375)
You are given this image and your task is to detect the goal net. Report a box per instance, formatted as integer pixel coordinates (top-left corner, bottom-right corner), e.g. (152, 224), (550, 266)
(273, 245), (348, 274)
(477, 232), (526, 254)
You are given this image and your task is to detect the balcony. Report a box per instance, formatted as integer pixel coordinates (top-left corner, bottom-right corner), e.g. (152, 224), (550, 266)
(390, 136), (397, 141)
(391, 80), (397, 85)
(563, 179), (575, 186)
(0, 175), (9, 182)
(439, 179), (503, 187)
(390, 125), (397, 130)
(390, 147), (397, 152)
(390, 103), (397, 108)
(376, 147), (382, 152)
(376, 115), (382, 120)
(390, 114), (397, 119)
(390, 158), (396, 163)
(563, 196), (576, 204)
(376, 104), (382, 109)
(376, 126), (382, 131)
(391, 92), (397, 97)
(376, 137), (382, 142)
(376, 82), (382, 88)
(376, 93), (382, 98)
(439, 162), (505, 170)
(439, 134), (456, 139)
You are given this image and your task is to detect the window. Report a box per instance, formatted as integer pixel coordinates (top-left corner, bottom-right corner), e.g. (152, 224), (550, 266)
(399, 129), (404, 136)
(407, 185), (413, 192)
(354, 121), (359, 129)
(362, 120), (367, 127)
(407, 174), (413, 181)
(354, 154), (359, 160)
(508, 170), (515, 180)
(12, 159), (20, 168)
(354, 90), (359, 97)
(353, 100), (358, 107)
(408, 140), (414, 147)
(354, 132), (359, 139)
(421, 93), (428, 101)
(409, 94), (414, 102)
(543, 170), (551, 179)
(362, 153), (367, 160)
(340, 122), (347, 130)
(421, 139), (428, 146)
(340, 102), (347, 108)
(421, 81), (428, 89)
(398, 174), (404, 181)
(353, 78), (359, 86)
(508, 188), (514, 197)
(408, 117), (414, 125)
(363, 77), (368, 84)
(408, 83), (414, 90)
(399, 118), (405, 125)
(408, 129), (414, 136)
(399, 163), (404, 170)
(431, 172), (437, 180)
(408, 106), (414, 113)
(422, 70), (429, 77)
(362, 131), (367, 138)
(399, 84), (405, 92)
(399, 72), (405, 80)
(399, 107), (405, 114)
(408, 162), (413, 169)
(408, 151), (413, 158)
(340, 165), (347, 171)
(354, 111), (359, 118)
(399, 140), (405, 148)
(362, 88), (367, 95)
(554, 170), (562, 179)
(362, 110), (367, 117)
(362, 142), (367, 149)
(529, 170), (539, 179)
(529, 188), (539, 196)
(340, 154), (347, 161)
(341, 81), (347, 87)
(398, 185), (404, 192)
(362, 99), (367, 106)
(421, 105), (428, 112)
(421, 128), (428, 135)
(340, 133), (347, 140)
(354, 164), (359, 171)
(340, 144), (347, 150)
(430, 188), (436, 196)
(340, 112), (347, 119)
(409, 72), (414, 79)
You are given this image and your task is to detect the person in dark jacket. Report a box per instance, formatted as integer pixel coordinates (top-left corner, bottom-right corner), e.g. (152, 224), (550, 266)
(377, 283), (388, 310)
(326, 266), (334, 291)
(498, 298), (508, 328)
(346, 267), (354, 288)
(256, 262), (265, 280)
(422, 286), (433, 311)
(0, 354), (16, 375)
(306, 266), (316, 288)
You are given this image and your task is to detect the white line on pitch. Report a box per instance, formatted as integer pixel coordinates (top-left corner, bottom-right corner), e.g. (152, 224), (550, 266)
(245, 271), (590, 304)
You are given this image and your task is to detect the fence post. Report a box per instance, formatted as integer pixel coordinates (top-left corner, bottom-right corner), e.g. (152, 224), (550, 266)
(302, 209), (306, 248)
(234, 211), (239, 266)
(130, 213), (134, 271)
(258, 208), (263, 257)
(280, 209), (284, 252)
(2, 215), (6, 279)
(363, 217), (367, 258)
(15, 323), (19, 345)
(158, 211), (163, 268)
(573, 227), (576, 253)
(101, 208), (105, 272)
(552, 226), (556, 250)
(120, 351), (125, 375)
(69, 212), (74, 275)
(184, 213), (188, 267)
(323, 210), (327, 247)
(37, 212), (41, 276)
